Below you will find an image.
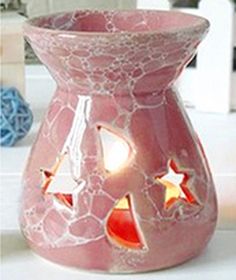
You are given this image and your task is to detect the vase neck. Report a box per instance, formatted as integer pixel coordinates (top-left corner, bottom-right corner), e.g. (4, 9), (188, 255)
(47, 59), (184, 98)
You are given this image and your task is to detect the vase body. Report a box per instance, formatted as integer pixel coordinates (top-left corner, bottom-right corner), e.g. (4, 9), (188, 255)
(21, 10), (217, 273)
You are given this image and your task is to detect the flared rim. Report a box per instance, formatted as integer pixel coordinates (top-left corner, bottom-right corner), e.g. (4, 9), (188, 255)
(24, 9), (209, 37)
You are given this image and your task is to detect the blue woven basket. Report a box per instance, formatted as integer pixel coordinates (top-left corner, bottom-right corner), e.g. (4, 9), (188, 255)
(0, 87), (33, 146)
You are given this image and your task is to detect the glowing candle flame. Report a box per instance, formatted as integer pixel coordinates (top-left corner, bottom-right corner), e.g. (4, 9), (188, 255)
(99, 127), (130, 173)
(105, 140), (130, 172)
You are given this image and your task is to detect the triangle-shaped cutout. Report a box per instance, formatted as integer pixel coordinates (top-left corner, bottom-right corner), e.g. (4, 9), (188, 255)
(45, 153), (75, 194)
(98, 126), (130, 173)
(107, 195), (143, 249)
(41, 153), (75, 207)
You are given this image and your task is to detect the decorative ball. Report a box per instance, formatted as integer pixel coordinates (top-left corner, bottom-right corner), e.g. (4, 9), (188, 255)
(0, 87), (33, 147)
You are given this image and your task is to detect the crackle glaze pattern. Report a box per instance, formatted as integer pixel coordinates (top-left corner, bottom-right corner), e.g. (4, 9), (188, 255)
(21, 10), (217, 273)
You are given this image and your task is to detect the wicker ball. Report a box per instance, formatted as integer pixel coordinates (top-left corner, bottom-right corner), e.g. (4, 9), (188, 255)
(0, 87), (33, 146)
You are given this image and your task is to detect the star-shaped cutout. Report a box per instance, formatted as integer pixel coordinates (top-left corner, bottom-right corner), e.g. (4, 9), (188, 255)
(40, 153), (75, 208)
(156, 160), (196, 208)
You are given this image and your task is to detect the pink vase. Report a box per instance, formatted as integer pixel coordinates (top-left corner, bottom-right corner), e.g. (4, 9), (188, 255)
(21, 10), (217, 273)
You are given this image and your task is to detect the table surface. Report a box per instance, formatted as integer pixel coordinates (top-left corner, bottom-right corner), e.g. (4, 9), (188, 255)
(1, 230), (236, 280)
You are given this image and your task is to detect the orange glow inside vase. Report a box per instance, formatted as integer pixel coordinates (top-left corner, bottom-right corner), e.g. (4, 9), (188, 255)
(107, 196), (142, 249)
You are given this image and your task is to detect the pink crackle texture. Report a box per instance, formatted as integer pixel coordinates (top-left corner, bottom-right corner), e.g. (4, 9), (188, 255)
(21, 10), (217, 273)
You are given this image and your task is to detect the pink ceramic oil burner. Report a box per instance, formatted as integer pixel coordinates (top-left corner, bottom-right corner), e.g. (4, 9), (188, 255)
(21, 10), (217, 273)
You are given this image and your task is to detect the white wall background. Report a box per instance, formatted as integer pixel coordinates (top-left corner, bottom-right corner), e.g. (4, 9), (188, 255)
(137, 0), (236, 113)
(21, 0), (136, 17)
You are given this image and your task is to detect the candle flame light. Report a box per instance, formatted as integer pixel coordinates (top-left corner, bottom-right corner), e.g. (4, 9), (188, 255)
(99, 127), (142, 248)
(105, 140), (130, 172)
(99, 127), (130, 173)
